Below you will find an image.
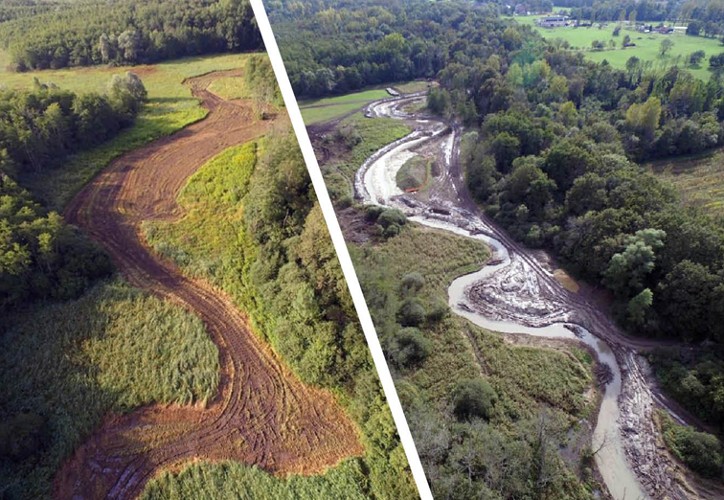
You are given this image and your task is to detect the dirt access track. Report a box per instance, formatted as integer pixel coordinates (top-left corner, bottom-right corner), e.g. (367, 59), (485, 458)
(55, 69), (363, 498)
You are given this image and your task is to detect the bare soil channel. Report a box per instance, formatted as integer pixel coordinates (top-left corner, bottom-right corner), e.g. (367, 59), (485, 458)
(55, 70), (362, 499)
(354, 93), (723, 499)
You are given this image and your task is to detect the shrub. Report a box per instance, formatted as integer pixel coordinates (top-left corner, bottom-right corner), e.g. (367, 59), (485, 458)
(365, 205), (386, 222)
(400, 272), (425, 296)
(659, 410), (723, 478)
(0, 413), (46, 461)
(397, 298), (426, 326)
(452, 378), (497, 421)
(426, 298), (449, 322)
(383, 223), (402, 238)
(393, 327), (433, 367)
(377, 208), (407, 229)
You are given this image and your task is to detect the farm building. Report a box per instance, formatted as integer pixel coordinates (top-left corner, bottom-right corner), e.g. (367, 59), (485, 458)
(536, 15), (571, 28)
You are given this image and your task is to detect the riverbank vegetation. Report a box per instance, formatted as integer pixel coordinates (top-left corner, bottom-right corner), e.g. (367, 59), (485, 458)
(657, 410), (723, 479)
(351, 223), (600, 498)
(142, 134), (416, 498)
(316, 112), (410, 206)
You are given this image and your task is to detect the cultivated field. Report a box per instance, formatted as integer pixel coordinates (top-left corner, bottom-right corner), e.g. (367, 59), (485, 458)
(512, 16), (724, 81)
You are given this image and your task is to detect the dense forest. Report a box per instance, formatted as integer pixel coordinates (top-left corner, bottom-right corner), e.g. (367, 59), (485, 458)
(0, 0), (260, 71)
(0, 75), (146, 312)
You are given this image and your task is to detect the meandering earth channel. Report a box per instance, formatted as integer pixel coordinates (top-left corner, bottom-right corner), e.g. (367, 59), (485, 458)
(55, 69), (363, 499)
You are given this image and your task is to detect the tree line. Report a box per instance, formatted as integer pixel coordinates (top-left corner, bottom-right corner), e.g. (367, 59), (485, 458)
(270, 0), (500, 98)
(556, 0), (723, 26)
(0, 0), (260, 71)
(0, 74), (147, 312)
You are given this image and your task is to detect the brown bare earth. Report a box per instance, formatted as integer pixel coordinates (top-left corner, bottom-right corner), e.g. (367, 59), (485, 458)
(54, 70), (363, 499)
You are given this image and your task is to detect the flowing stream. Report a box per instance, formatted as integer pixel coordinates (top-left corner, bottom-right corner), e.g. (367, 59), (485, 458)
(355, 95), (648, 499)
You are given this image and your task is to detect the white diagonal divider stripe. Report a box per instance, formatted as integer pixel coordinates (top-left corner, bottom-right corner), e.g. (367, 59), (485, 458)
(249, 1), (433, 498)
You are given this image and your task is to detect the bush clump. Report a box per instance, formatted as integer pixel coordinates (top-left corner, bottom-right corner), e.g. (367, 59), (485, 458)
(659, 410), (723, 478)
(400, 272), (425, 296)
(452, 378), (497, 421)
(397, 298), (426, 327)
(392, 327), (432, 368)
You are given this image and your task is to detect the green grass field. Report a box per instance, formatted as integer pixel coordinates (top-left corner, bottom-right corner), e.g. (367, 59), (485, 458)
(0, 279), (219, 499)
(300, 81), (431, 125)
(300, 89), (390, 124)
(396, 156), (430, 192)
(647, 147), (724, 219)
(511, 16), (724, 81)
(142, 459), (369, 499)
(0, 50), (257, 210)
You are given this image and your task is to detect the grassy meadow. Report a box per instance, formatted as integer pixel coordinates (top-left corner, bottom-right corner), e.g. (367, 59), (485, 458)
(0, 279), (219, 499)
(300, 88), (390, 124)
(300, 81), (430, 125)
(511, 16), (724, 81)
(142, 459), (370, 499)
(0, 49), (257, 210)
(647, 147), (724, 220)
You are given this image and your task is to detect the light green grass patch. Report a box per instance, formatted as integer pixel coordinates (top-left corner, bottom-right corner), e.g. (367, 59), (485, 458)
(392, 80), (431, 94)
(396, 155), (430, 192)
(647, 147), (724, 219)
(511, 16), (723, 81)
(142, 459), (369, 499)
(300, 89), (390, 124)
(207, 76), (253, 100)
(0, 278), (219, 499)
(2, 53), (258, 210)
(322, 112), (411, 204)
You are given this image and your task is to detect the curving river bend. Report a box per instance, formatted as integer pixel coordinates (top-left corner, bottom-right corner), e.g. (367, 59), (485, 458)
(352, 93), (701, 500)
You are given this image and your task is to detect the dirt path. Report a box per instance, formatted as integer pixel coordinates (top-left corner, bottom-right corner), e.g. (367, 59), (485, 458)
(54, 69), (363, 499)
